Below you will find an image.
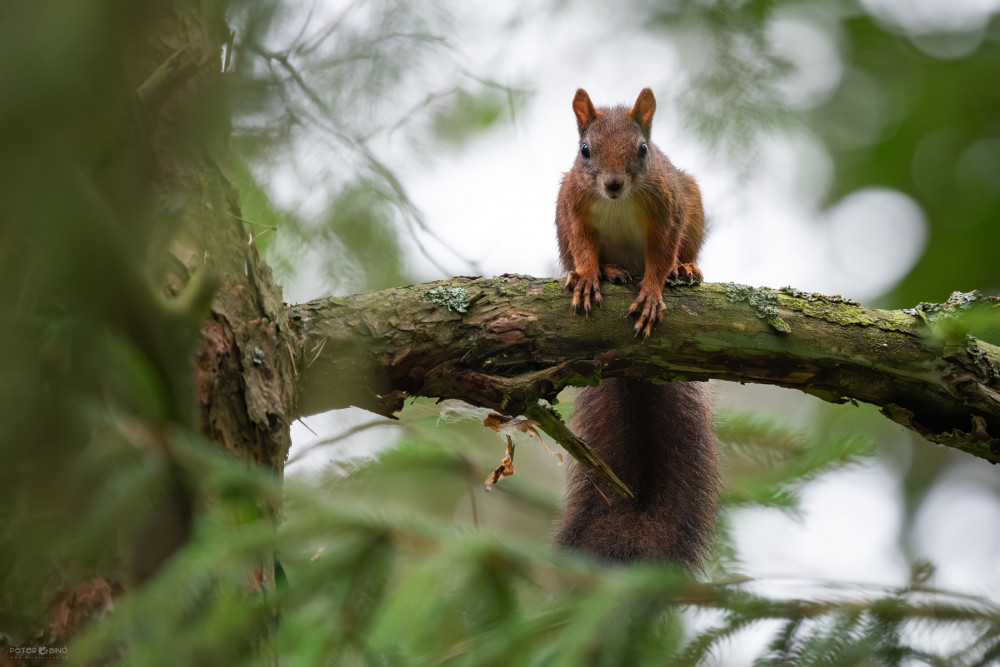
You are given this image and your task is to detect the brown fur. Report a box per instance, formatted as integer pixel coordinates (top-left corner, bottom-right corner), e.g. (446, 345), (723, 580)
(556, 89), (705, 337)
(556, 381), (718, 565)
(554, 88), (718, 566)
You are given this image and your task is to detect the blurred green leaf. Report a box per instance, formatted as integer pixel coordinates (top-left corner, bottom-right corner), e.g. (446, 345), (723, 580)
(715, 411), (876, 511)
(432, 86), (525, 145)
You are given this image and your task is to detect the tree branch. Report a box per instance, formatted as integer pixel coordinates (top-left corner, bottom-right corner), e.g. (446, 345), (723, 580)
(287, 275), (1000, 470)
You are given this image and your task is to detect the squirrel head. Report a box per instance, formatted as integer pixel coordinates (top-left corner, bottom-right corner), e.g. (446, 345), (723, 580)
(571, 88), (656, 201)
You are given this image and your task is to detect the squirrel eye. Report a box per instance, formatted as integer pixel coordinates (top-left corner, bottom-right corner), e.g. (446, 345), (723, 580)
(638, 142), (648, 159)
(581, 143), (590, 159)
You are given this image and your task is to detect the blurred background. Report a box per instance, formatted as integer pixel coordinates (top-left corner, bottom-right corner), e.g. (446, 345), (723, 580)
(4, 0), (1000, 663)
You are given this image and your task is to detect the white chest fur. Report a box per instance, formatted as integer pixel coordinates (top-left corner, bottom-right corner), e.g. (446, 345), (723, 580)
(590, 198), (646, 273)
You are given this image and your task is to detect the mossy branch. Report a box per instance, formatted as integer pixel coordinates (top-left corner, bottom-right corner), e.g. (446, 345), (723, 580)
(288, 275), (1000, 471)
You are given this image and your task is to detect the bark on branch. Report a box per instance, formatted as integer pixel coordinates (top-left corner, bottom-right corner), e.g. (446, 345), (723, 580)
(288, 275), (1000, 474)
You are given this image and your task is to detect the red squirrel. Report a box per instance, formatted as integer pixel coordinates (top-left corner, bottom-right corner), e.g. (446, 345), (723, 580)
(554, 88), (718, 566)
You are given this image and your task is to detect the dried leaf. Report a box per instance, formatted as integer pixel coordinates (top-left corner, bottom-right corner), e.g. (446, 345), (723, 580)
(483, 412), (563, 464)
(484, 437), (515, 490)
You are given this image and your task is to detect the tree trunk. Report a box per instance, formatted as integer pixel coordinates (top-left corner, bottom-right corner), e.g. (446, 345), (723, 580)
(132, 0), (296, 645)
(2, 0), (293, 660)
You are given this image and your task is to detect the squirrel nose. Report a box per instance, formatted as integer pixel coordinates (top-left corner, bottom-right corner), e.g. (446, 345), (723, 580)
(605, 177), (624, 194)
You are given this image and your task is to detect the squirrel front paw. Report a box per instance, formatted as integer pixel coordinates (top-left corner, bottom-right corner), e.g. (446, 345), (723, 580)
(565, 270), (602, 314)
(628, 289), (665, 338)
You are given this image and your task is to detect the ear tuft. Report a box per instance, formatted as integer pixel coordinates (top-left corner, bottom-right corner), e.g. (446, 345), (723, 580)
(629, 88), (656, 136)
(572, 89), (598, 135)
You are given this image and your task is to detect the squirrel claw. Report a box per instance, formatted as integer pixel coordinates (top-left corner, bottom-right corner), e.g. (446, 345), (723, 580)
(670, 262), (703, 285)
(628, 291), (665, 338)
(601, 264), (632, 284)
(566, 270), (601, 314)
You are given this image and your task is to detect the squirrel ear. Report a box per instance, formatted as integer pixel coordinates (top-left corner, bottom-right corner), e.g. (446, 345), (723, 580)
(630, 88), (656, 136)
(572, 89), (598, 134)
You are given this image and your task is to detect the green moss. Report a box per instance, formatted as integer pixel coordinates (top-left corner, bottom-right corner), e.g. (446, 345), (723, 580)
(542, 279), (565, 295)
(778, 286), (893, 328)
(725, 283), (790, 333)
(487, 273), (536, 297)
(814, 302), (879, 327)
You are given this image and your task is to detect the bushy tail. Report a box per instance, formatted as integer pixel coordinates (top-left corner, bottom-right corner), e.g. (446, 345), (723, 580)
(555, 379), (718, 566)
